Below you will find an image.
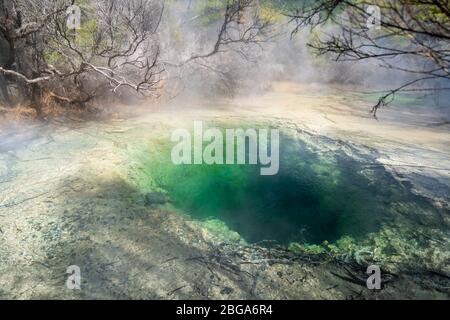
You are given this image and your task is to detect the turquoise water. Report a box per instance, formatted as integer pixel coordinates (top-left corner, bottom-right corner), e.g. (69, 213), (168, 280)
(149, 133), (437, 245)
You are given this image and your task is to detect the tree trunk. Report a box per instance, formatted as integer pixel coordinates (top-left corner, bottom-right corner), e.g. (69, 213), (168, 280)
(0, 76), (12, 105)
(31, 84), (43, 117)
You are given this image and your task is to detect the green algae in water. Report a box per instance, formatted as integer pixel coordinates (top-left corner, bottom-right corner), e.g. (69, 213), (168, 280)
(144, 131), (438, 245)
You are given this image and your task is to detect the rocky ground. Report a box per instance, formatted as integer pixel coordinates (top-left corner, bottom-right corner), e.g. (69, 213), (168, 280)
(0, 82), (449, 299)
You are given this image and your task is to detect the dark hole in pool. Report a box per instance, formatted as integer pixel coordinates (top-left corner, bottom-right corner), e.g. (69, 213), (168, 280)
(153, 135), (433, 245)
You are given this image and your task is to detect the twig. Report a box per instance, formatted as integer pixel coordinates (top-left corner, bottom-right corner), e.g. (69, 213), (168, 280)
(167, 285), (187, 296)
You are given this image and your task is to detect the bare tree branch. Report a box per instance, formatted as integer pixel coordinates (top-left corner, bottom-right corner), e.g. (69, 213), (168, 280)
(287, 0), (450, 116)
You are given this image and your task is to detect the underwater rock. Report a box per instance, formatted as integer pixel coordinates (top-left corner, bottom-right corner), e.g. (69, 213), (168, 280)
(198, 219), (244, 244)
(144, 192), (170, 206)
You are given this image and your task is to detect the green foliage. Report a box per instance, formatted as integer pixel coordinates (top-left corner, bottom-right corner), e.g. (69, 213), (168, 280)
(189, 0), (228, 27)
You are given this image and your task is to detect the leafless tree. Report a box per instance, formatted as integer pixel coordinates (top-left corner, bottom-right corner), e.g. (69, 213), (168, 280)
(0, 0), (273, 117)
(164, 0), (274, 98)
(287, 0), (450, 117)
(182, 0), (272, 64)
(0, 0), (164, 116)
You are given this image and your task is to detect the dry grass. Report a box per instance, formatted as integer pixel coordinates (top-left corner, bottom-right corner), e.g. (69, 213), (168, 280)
(0, 105), (38, 120)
